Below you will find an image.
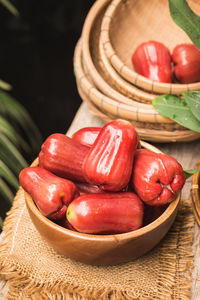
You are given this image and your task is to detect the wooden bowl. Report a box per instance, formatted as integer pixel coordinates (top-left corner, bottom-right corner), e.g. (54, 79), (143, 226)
(24, 143), (180, 266)
(101, 0), (200, 94)
(191, 159), (200, 227)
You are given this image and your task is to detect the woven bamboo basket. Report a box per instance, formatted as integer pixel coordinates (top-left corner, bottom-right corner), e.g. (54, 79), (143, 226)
(74, 39), (200, 142)
(80, 0), (177, 125)
(191, 160), (200, 227)
(82, 0), (157, 104)
(81, 0), (144, 107)
(100, 0), (200, 95)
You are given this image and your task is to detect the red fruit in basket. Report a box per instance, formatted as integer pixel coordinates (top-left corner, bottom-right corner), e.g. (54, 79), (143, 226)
(82, 119), (138, 191)
(172, 43), (200, 84)
(72, 127), (101, 147)
(132, 41), (172, 83)
(132, 149), (185, 206)
(66, 192), (144, 234)
(39, 133), (90, 182)
(19, 166), (79, 220)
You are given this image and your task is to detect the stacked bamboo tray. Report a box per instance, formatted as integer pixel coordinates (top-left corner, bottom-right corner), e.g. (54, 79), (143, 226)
(73, 0), (200, 142)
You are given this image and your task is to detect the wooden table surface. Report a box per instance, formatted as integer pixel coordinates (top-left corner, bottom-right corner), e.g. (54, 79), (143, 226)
(1, 102), (200, 299)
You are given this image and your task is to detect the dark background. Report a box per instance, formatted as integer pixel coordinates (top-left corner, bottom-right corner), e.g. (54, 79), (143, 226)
(0, 0), (94, 140)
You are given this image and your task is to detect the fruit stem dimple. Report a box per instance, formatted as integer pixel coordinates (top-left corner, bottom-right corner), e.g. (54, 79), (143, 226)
(158, 181), (174, 194)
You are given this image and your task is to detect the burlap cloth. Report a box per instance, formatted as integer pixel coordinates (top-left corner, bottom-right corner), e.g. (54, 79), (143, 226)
(0, 187), (195, 300)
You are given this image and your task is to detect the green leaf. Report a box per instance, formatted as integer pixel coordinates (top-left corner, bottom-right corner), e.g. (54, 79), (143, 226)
(0, 149), (22, 175)
(0, 79), (12, 91)
(152, 94), (200, 132)
(0, 134), (28, 170)
(0, 0), (19, 16)
(169, 0), (200, 49)
(0, 160), (19, 189)
(0, 116), (32, 154)
(0, 91), (42, 154)
(183, 91), (200, 121)
(184, 168), (200, 179)
(0, 177), (14, 204)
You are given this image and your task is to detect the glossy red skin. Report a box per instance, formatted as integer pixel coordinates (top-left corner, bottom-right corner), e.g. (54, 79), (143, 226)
(132, 41), (172, 83)
(132, 149), (185, 206)
(82, 120), (138, 191)
(172, 44), (200, 84)
(39, 133), (90, 182)
(72, 126), (141, 148)
(19, 166), (79, 220)
(72, 127), (101, 147)
(67, 192), (144, 234)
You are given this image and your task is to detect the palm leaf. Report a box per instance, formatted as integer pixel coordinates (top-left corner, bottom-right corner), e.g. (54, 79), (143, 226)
(0, 149), (23, 176)
(0, 90), (43, 154)
(0, 134), (28, 170)
(0, 116), (32, 154)
(0, 79), (12, 91)
(0, 0), (19, 16)
(0, 177), (14, 204)
(0, 160), (19, 189)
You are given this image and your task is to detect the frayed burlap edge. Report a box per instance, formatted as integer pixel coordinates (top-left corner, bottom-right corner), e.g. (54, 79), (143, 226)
(0, 188), (195, 300)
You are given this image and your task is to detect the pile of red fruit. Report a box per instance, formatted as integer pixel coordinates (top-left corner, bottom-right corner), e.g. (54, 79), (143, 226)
(132, 41), (200, 84)
(19, 120), (186, 235)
